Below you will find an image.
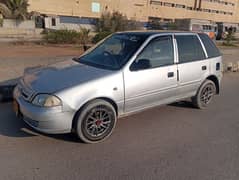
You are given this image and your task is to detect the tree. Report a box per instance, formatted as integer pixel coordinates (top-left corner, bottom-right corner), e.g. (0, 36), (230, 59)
(93, 11), (128, 43)
(79, 27), (91, 50)
(80, 28), (90, 43)
(96, 11), (128, 33)
(0, 0), (29, 20)
(0, 2), (11, 18)
(223, 29), (236, 46)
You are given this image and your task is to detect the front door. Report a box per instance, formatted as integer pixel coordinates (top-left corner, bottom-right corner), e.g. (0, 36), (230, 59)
(124, 35), (178, 113)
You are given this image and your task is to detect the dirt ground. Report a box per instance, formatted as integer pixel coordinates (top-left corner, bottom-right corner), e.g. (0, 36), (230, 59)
(0, 43), (83, 84)
(0, 43), (82, 58)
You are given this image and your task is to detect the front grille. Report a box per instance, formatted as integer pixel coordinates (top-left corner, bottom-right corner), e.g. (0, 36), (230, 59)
(21, 90), (29, 99)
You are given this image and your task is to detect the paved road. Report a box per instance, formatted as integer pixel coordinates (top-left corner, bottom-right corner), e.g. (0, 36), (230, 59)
(0, 73), (239, 180)
(220, 47), (239, 65)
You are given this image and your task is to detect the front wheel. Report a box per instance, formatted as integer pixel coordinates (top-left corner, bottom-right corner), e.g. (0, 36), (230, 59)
(75, 100), (117, 144)
(192, 80), (216, 109)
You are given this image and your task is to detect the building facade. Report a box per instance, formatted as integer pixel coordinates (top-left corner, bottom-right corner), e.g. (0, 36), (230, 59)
(28, 0), (239, 23)
(149, 0), (238, 23)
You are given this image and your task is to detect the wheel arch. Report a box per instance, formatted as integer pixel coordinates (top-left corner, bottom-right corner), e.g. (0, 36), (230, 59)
(206, 75), (220, 94)
(71, 97), (118, 132)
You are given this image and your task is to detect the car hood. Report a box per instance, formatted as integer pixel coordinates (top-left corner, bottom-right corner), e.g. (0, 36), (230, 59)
(22, 60), (114, 93)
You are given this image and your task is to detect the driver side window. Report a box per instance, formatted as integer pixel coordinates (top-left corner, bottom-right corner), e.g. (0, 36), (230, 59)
(131, 35), (174, 71)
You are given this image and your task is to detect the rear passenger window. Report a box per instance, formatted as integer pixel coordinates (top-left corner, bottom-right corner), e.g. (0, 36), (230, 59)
(175, 35), (206, 63)
(198, 33), (221, 58)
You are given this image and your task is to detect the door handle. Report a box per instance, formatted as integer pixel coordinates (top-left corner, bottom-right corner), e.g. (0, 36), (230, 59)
(168, 72), (174, 78)
(202, 66), (207, 71)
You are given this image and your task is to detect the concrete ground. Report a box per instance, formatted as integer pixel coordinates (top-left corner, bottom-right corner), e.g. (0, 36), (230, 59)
(0, 73), (238, 180)
(0, 43), (239, 180)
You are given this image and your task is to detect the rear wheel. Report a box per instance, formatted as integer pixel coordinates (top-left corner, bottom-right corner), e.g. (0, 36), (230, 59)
(75, 100), (117, 143)
(192, 80), (216, 109)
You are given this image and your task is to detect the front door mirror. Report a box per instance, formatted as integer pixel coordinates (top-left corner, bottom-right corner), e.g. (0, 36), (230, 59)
(130, 59), (151, 71)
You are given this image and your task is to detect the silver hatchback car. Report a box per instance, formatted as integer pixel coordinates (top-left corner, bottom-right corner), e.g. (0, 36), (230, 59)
(14, 31), (222, 143)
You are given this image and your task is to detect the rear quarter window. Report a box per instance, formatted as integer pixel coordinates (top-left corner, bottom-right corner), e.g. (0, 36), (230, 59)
(198, 33), (221, 58)
(175, 35), (206, 63)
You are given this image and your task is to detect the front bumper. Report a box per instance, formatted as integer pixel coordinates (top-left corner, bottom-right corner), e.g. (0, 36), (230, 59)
(14, 87), (75, 134)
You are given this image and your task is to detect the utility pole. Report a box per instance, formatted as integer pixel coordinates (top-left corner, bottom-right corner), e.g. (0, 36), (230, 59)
(146, 0), (150, 21)
(194, 0), (202, 10)
(198, 0), (202, 9)
(117, 0), (120, 11)
(194, 0), (198, 10)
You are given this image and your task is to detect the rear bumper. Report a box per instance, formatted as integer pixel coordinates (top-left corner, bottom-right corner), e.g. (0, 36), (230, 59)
(14, 88), (75, 134)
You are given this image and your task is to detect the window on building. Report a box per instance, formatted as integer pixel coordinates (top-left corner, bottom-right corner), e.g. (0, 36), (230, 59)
(187, 6), (193, 10)
(150, 1), (163, 5)
(175, 4), (185, 8)
(52, 18), (56, 26)
(92, 2), (100, 13)
(163, 2), (174, 7)
(203, 0), (234, 6)
(175, 35), (206, 63)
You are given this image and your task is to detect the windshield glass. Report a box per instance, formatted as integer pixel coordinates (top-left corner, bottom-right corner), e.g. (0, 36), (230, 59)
(78, 33), (148, 70)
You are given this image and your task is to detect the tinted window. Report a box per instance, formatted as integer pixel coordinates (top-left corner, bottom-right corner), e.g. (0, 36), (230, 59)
(133, 36), (174, 69)
(52, 18), (56, 26)
(176, 35), (206, 63)
(198, 33), (221, 58)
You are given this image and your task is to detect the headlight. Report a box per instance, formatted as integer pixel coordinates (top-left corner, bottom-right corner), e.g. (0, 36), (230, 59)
(32, 94), (62, 107)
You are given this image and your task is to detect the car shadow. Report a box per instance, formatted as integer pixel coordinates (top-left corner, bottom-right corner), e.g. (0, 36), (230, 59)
(0, 100), (197, 142)
(0, 78), (19, 102)
(0, 77), (20, 86)
(0, 102), (82, 143)
(169, 100), (197, 109)
(0, 66), (42, 102)
(0, 78), (82, 142)
(46, 133), (82, 143)
(0, 102), (37, 138)
(0, 78), (195, 142)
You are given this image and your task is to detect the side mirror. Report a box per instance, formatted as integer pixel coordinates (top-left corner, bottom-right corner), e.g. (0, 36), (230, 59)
(130, 59), (151, 71)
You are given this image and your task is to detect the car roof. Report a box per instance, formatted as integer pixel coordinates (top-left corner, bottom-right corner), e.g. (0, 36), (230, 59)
(116, 30), (200, 37)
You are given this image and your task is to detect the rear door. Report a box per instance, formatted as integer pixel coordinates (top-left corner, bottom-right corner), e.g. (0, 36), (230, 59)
(175, 34), (210, 98)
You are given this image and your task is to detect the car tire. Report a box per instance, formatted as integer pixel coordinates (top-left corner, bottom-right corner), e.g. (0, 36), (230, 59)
(192, 80), (216, 109)
(75, 99), (117, 144)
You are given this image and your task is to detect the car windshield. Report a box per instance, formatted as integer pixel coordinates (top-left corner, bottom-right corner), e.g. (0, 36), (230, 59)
(77, 33), (148, 70)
